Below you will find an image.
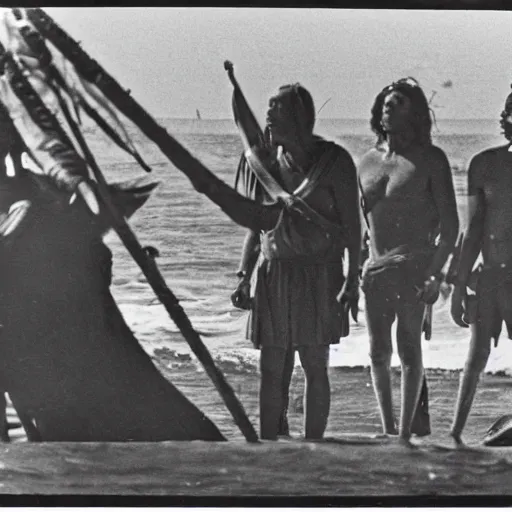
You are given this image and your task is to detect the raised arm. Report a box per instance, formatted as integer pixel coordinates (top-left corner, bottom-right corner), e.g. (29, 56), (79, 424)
(424, 147), (460, 280)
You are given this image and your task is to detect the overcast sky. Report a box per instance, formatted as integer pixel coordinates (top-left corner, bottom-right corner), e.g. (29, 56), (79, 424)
(45, 7), (512, 120)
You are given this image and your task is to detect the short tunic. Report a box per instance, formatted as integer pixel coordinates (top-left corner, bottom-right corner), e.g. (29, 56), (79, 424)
(241, 138), (350, 349)
(248, 256), (345, 349)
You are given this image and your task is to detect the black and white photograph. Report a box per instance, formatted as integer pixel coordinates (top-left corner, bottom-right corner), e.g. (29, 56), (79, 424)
(0, 4), (509, 505)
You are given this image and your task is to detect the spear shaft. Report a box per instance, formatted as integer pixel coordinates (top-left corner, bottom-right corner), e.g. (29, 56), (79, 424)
(0, 44), (259, 443)
(26, 8), (278, 233)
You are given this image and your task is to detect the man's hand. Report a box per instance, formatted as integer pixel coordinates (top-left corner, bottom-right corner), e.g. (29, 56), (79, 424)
(231, 279), (252, 310)
(415, 276), (441, 305)
(337, 275), (360, 322)
(450, 284), (469, 328)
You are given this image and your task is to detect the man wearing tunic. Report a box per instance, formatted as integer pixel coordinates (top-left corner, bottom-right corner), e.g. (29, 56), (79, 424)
(231, 83), (361, 440)
(358, 78), (459, 446)
(450, 87), (512, 445)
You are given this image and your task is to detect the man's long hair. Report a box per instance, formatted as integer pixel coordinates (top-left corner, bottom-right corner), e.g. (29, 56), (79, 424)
(278, 83), (316, 135)
(370, 77), (433, 147)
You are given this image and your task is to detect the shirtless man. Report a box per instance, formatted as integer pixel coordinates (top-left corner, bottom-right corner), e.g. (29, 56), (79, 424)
(358, 78), (459, 446)
(450, 87), (512, 445)
(231, 83), (361, 440)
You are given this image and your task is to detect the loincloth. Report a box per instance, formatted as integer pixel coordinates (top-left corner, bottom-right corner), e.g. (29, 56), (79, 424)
(247, 258), (345, 349)
(361, 245), (435, 307)
(466, 264), (512, 347)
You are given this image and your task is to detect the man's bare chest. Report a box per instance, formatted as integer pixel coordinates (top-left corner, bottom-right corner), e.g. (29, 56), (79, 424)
(360, 155), (428, 205)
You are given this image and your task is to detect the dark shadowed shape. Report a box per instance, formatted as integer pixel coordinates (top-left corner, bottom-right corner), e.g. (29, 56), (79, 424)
(483, 414), (512, 446)
(0, 170), (225, 442)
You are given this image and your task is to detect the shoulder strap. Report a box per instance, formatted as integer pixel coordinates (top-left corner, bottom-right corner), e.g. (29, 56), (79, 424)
(244, 148), (291, 202)
(292, 142), (339, 200)
(244, 147), (345, 237)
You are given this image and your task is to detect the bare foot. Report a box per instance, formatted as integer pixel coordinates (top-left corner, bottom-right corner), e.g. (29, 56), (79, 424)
(378, 432), (398, 440)
(397, 436), (419, 449)
(376, 432), (397, 439)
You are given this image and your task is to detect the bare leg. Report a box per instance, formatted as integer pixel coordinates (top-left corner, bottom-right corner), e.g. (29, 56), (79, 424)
(297, 345), (330, 439)
(396, 301), (426, 446)
(260, 345), (290, 440)
(366, 296), (397, 435)
(450, 322), (491, 444)
(278, 345), (295, 437)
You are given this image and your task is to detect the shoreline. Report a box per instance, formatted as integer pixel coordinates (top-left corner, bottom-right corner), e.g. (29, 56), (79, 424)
(2, 341), (511, 496)
(153, 363), (512, 446)
(152, 346), (512, 378)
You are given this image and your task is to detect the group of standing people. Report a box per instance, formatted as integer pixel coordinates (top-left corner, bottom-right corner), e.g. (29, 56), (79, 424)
(231, 77), (512, 447)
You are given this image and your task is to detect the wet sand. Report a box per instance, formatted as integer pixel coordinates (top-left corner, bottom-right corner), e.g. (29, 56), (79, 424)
(160, 363), (512, 446)
(3, 365), (512, 500)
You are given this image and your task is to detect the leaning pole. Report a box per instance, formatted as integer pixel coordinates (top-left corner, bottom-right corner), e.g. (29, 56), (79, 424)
(14, 11), (260, 443)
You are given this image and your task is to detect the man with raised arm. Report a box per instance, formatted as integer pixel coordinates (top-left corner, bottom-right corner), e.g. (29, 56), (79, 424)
(231, 83), (361, 440)
(450, 87), (512, 445)
(358, 78), (459, 447)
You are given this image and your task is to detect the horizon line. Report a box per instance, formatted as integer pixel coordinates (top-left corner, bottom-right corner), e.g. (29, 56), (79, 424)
(159, 116), (498, 121)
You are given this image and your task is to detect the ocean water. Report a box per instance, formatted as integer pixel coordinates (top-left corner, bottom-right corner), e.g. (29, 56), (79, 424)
(86, 117), (512, 375)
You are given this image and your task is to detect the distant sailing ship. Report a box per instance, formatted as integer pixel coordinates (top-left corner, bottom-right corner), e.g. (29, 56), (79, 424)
(196, 109), (202, 120)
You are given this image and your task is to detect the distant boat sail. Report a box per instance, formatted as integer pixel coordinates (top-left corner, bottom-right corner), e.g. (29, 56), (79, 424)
(196, 109), (202, 120)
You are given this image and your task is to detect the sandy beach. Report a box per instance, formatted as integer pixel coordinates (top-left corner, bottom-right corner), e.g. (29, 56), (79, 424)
(0, 116), (506, 501)
(2, 364), (512, 502)
(1, 6), (512, 506)
(156, 361), (512, 446)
